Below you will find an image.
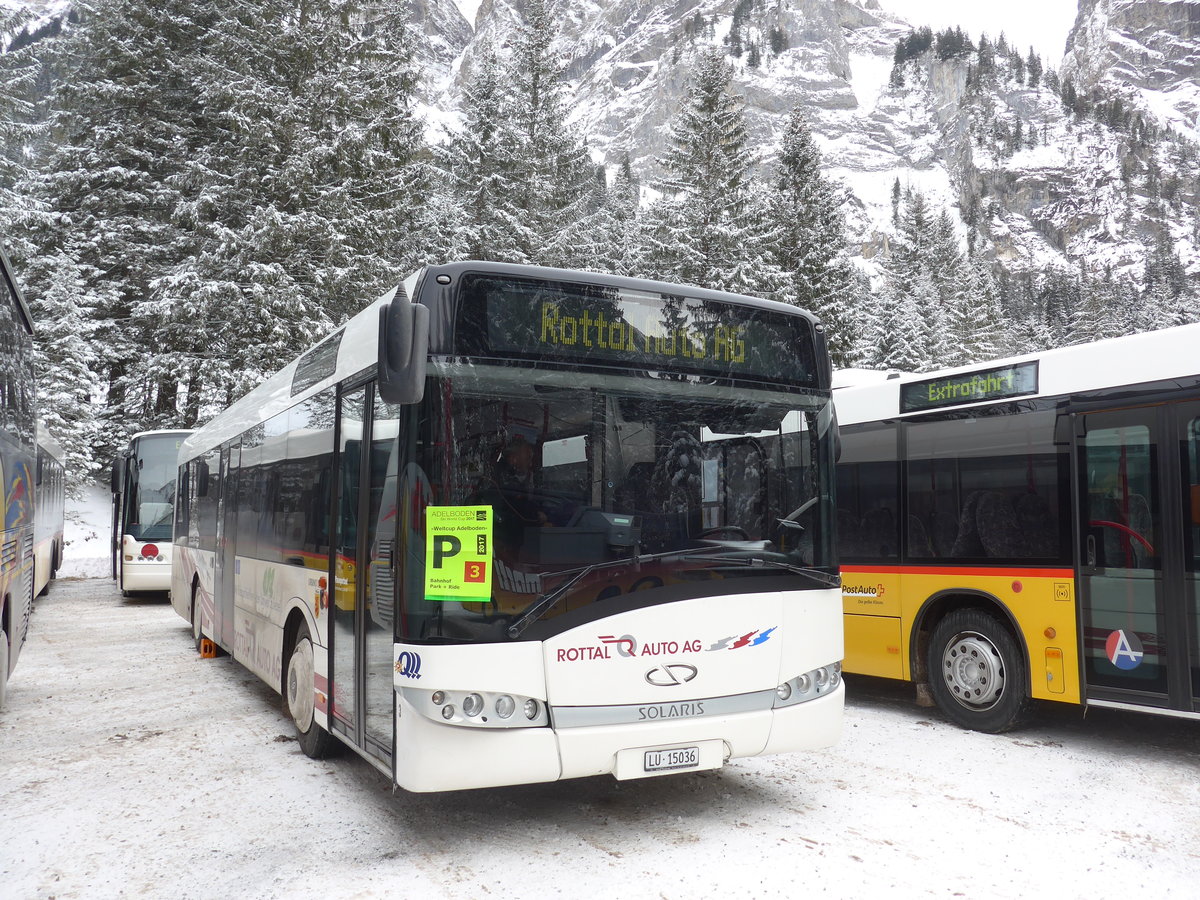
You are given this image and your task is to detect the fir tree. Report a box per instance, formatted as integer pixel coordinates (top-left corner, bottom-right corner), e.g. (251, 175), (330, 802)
(766, 108), (859, 364)
(18, 0), (214, 456)
(506, 0), (594, 266)
(25, 248), (100, 496)
(647, 46), (777, 295)
(437, 45), (524, 262)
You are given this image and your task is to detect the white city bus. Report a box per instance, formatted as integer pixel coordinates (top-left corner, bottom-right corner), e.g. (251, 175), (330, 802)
(835, 323), (1200, 731)
(173, 261), (843, 792)
(111, 429), (192, 593)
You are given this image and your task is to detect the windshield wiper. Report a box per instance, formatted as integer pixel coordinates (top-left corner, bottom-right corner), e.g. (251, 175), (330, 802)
(506, 546), (718, 639)
(684, 554), (842, 588)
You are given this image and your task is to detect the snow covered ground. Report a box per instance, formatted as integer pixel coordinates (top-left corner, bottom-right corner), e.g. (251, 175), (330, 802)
(3, 490), (1197, 898)
(2, 591), (1198, 897)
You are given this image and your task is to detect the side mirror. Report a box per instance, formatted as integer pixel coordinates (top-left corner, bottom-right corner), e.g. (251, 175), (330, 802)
(197, 460), (211, 498)
(111, 455), (125, 494)
(378, 289), (429, 405)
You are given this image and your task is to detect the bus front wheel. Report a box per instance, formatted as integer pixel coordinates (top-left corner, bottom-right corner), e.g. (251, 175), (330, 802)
(284, 622), (337, 759)
(928, 609), (1031, 733)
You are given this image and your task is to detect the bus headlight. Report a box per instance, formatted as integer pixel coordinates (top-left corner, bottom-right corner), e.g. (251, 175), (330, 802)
(774, 661), (842, 709)
(406, 688), (549, 728)
(495, 695), (516, 719)
(462, 693), (484, 717)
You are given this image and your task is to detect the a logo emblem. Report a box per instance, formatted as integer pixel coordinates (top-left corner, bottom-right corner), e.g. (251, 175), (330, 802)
(645, 664), (698, 686)
(395, 650), (422, 680)
(1105, 629), (1144, 671)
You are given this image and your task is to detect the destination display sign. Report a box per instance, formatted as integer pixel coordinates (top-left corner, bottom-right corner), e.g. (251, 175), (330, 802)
(454, 274), (816, 387)
(900, 361), (1039, 413)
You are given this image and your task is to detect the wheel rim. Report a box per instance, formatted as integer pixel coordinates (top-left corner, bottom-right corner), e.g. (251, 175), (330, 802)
(941, 630), (1005, 710)
(287, 638), (316, 732)
(191, 598), (202, 644)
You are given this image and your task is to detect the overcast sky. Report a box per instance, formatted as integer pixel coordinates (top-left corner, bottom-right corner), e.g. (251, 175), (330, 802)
(877, 0), (1081, 64)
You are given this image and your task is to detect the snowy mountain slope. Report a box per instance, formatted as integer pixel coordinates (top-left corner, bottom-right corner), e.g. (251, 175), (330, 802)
(1064, 0), (1200, 142)
(414, 0), (1200, 285)
(10, 0), (1198, 290)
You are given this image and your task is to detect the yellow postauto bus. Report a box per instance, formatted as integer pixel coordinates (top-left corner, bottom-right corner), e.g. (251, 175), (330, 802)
(834, 324), (1200, 731)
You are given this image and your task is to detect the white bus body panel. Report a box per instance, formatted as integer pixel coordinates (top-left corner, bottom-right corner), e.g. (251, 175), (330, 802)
(231, 556), (327, 689)
(392, 588), (843, 792)
(119, 537), (175, 592)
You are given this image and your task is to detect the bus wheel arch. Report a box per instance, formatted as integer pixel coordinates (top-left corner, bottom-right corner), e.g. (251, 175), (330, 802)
(282, 611), (337, 759)
(911, 591), (1033, 733)
(0, 597), (8, 711)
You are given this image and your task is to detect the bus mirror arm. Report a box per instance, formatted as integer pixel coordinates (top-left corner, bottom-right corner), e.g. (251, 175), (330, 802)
(378, 296), (429, 405)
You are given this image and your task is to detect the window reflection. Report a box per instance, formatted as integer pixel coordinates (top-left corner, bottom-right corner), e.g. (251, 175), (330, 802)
(398, 365), (836, 643)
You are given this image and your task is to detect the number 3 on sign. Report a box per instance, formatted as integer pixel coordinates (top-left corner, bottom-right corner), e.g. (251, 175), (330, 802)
(464, 561), (487, 583)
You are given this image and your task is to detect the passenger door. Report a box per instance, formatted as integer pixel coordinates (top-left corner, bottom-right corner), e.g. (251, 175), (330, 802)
(330, 383), (400, 764)
(1173, 403), (1200, 710)
(214, 442), (239, 649)
(1076, 405), (1196, 712)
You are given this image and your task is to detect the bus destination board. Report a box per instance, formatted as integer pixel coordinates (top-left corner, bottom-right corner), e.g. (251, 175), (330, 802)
(456, 274), (817, 387)
(900, 361), (1038, 413)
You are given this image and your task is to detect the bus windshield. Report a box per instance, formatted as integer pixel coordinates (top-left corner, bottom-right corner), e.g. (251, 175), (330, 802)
(397, 362), (837, 643)
(126, 434), (182, 541)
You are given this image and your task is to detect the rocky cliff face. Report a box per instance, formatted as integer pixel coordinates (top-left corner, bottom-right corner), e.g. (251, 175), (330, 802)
(1064, 0), (1200, 140)
(413, 0), (1200, 285)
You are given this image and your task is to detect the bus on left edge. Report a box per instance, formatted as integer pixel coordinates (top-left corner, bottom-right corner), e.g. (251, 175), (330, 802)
(112, 430), (192, 595)
(0, 245), (37, 709)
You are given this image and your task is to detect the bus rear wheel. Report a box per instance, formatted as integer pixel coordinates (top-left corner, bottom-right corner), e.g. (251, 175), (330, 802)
(284, 622), (337, 759)
(928, 609), (1031, 733)
(190, 585), (204, 653)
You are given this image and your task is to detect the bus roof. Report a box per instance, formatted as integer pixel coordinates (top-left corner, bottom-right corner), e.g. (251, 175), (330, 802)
(834, 322), (1200, 425)
(1, 244), (34, 335)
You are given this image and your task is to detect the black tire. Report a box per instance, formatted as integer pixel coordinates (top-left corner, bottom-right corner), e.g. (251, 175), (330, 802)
(928, 609), (1032, 733)
(284, 621), (338, 759)
(0, 626), (9, 712)
(190, 583), (204, 653)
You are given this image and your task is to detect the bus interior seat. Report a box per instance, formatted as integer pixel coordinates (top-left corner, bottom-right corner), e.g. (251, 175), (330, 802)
(976, 491), (1022, 558)
(1013, 492), (1057, 558)
(861, 507), (897, 558)
(949, 490), (986, 557)
(838, 508), (864, 556)
(906, 514), (932, 557)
